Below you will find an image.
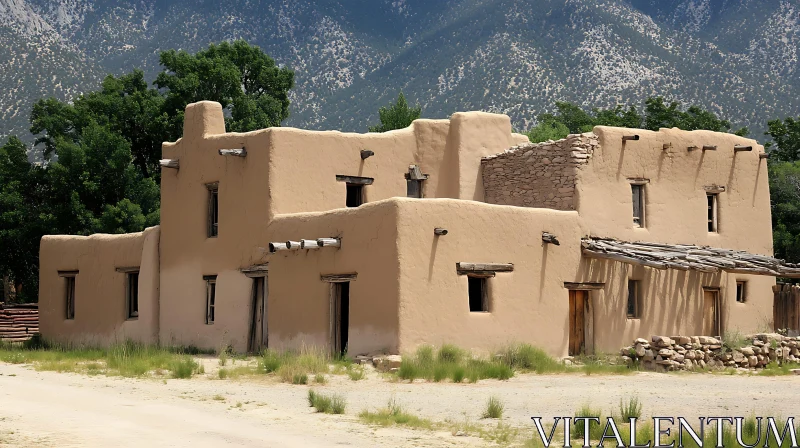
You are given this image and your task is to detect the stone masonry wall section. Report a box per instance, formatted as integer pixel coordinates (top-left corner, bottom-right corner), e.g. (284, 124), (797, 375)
(481, 133), (598, 210)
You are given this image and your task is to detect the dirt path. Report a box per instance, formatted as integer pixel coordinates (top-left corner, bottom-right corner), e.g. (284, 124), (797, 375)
(1, 361), (798, 447)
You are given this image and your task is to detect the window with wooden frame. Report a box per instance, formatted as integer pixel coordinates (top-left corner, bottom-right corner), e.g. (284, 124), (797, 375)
(631, 183), (646, 228)
(204, 275), (217, 324)
(626, 279), (641, 318)
(736, 281), (747, 303)
(126, 271), (139, 319)
(336, 175), (373, 208)
(468, 276), (489, 312)
(206, 182), (219, 237)
(707, 193), (718, 233)
(63, 274), (76, 320)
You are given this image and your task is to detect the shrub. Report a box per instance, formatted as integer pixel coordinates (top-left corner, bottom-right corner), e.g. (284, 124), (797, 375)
(482, 396), (504, 419)
(395, 344), (514, 383)
(314, 373), (326, 384)
(619, 396), (642, 420)
(292, 372), (308, 385)
(451, 366), (465, 383)
(169, 357), (200, 379)
(347, 365), (365, 381)
(218, 368), (229, 379)
(308, 390), (345, 414)
(437, 344), (464, 363)
(358, 399), (436, 430)
(496, 344), (564, 373)
(573, 405), (603, 440)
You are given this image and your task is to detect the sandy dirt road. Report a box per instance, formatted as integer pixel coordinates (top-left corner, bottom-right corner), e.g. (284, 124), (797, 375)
(1, 360), (798, 447)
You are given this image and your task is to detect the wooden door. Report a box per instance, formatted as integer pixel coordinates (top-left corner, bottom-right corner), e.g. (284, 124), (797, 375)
(703, 290), (720, 336)
(569, 290), (585, 356)
(248, 276), (267, 353)
(331, 282), (350, 357)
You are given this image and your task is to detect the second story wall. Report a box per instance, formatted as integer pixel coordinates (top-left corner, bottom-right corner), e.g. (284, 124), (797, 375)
(577, 126), (772, 254)
(267, 112), (526, 217)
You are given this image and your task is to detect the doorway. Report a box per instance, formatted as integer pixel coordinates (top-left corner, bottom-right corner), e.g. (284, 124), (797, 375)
(568, 290), (593, 356)
(332, 282), (350, 357)
(703, 289), (720, 337)
(248, 276), (268, 353)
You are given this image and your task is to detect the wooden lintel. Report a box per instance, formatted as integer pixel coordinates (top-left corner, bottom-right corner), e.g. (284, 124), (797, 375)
(704, 185), (726, 193)
(456, 262), (514, 274)
(202, 275), (217, 281)
(240, 264), (268, 276)
(463, 271), (496, 278)
(335, 175), (374, 185)
(57, 270), (79, 277)
(115, 266), (140, 273)
(564, 282), (605, 290)
(321, 273), (357, 283)
(627, 178), (650, 184)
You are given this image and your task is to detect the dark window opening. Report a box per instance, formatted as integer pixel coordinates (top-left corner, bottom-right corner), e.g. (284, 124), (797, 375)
(127, 272), (139, 319)
(468, 276), (488, 312)
(207, 183), (219, 237)
(707, 193), (718, 233)
(206, 276), (217, 324)
(736, 281), (746, 303)
(627, 279), (641, 318)
(632, 184), (645, 227)
(407, 179), (424, 198)
(346, 183), (364, 207)
(65, 276), (76, 320)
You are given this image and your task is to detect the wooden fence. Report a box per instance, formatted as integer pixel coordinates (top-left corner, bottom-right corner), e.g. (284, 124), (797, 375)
(773, 284), (800, 335)
(0, 304), (39, 343)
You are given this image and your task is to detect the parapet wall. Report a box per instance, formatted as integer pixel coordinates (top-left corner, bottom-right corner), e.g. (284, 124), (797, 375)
(481, 133), (597, 210)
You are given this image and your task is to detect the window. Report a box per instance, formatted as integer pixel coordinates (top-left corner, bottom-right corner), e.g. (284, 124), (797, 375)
(207, 183), (219, 237)
(627, 280), (641, 318)
(346, 183), (364, 207)
(126, 271), (139, 319)
(631, 184), (645, 227)
(64, 275), (76, 320)
(736, 281), (747, 303)
(205, 276), (217, 324)
(707, 193), (718, 232)
(468, 276), (488, 312)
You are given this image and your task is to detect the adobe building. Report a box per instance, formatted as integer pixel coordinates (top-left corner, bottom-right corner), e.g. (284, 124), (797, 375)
(38, 101), (799, 357)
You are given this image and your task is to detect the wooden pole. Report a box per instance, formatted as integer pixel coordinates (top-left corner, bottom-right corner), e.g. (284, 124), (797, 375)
(317, 238), (341, 248)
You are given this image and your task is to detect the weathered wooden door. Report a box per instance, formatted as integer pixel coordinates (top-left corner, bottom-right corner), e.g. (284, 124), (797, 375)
(569, 290), (592, 356)
(773, 284), (800, 334)
(248, 276), (268, 353)
(703, 290), (720, 336)
(331, 282), (350, 357)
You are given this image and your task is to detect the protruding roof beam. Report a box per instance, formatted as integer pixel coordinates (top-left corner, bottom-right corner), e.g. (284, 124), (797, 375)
(219, 148), (247, 157)
(159, 159), (179, 169)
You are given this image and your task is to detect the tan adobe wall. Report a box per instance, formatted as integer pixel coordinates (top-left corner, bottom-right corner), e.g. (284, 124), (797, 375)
(481, 133), (597, 210)
(394, 199), (585, 355)
(38, 226), (160, 346)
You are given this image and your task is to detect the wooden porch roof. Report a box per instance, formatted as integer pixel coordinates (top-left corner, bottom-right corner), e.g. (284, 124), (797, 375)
(581, 237), (800, 278)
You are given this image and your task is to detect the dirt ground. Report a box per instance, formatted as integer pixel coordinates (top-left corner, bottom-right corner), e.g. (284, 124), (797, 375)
(1, 358), (798, 447)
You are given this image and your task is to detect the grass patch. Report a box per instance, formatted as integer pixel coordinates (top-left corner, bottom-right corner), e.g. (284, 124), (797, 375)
(0, 341), (203, 379)
(314, 373), (327, 384)
(258, 347), (330, 383)
(758, 362), (800, 376)
(359, 399), (436, 430)
(217, 366), (256, 380)
(308, 390), (346, 414)
(482, 396), (504, 419)
(722, 330), (750, 352)
(397, 345), (513, 383)
(573, 404), (604, 440)
(347, 365), (365, 381)
(495, 343), (566, 373)
(619, 396), (642, 420)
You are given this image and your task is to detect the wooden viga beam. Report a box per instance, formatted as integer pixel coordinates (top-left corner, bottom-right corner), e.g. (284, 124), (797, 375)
(159, 159), (179, 169)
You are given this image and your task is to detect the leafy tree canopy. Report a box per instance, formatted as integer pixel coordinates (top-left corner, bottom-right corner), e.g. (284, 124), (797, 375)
(525, 97), (745, 143)
(156, 40), (295, 134)
(765, 117), (800, 163)
(369, 93), (422, 132)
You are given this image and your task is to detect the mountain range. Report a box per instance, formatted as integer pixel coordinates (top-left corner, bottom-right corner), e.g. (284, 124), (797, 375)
(1, 0), (799, 145)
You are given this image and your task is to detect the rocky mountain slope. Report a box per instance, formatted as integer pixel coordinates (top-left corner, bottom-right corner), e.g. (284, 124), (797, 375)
(1, 0), (799, 143)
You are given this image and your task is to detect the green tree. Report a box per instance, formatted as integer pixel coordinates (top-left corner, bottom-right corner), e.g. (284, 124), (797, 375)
(765, 117), (800, 162)
(526, 119), (570, 143)
(770, 162), (800, 262)
(0, 137), (49, 301)
(537, 102), (595, 134)
(156, 40), (295, 134)
(369, 93), (422, 132)
(11, 40), (294, 302)
(643, 97), (748, 135)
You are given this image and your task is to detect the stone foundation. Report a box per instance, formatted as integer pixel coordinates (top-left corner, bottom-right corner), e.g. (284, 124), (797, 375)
(481, 133), (597, 211)
(620, 334), (800, 372)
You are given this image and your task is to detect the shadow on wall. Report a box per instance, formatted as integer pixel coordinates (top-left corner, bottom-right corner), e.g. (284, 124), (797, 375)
(575, 259), (723, 350)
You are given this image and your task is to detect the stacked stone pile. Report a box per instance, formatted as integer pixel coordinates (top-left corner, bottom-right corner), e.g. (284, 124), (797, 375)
(620, 334), (800, 371)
